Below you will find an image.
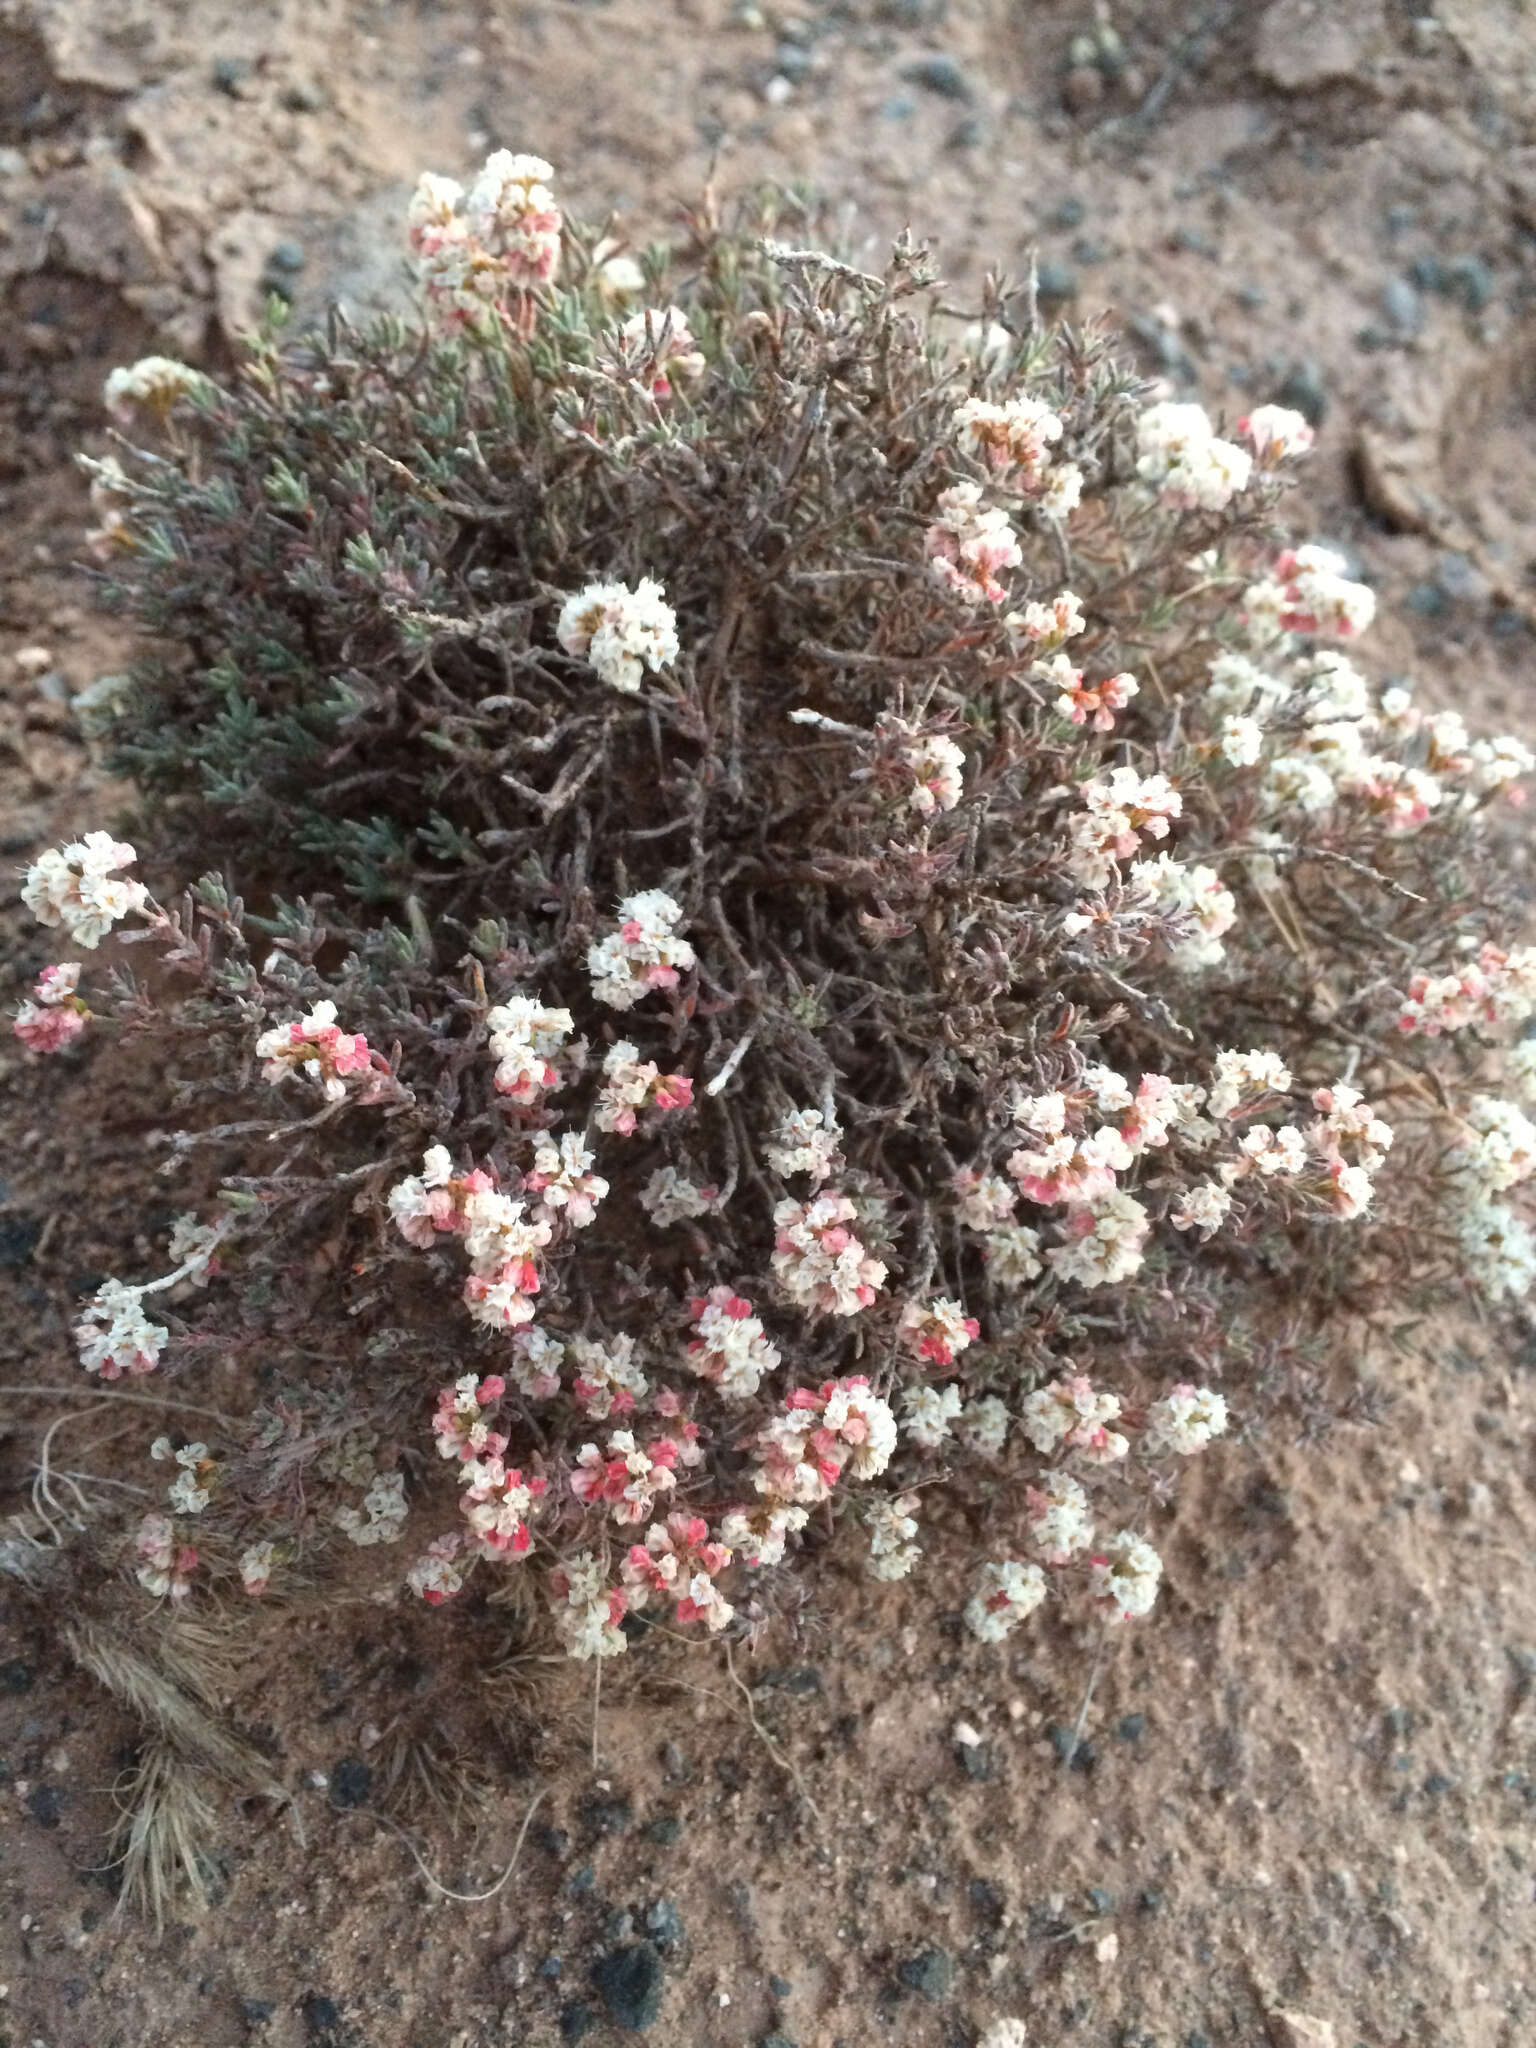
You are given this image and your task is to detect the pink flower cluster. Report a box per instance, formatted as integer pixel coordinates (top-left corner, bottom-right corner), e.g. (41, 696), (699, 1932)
(1066, 766), (1182, 889)
(753, 1376), (898, 1506)
(924, 482), (1021, 605)
(255, 999), (376, 1103)
(1399, 943), (1536, 1039)
(1245, 544), (1376, 640)
(617, 305), (705, 400)
(898, 1295), (980, 1369)
(1041, 653), (1138, 733)
(13, 961), (86, 1054)
(389, 1146), (553, 1332)
(406, 152), (562, 329)
(622, 1512), (734, 1632)
(595, 1039), (693, 1134)
(771, 1192), (888, 1315)
(134, 1511), (197, 1600)
(571, 1424), (703, 1525)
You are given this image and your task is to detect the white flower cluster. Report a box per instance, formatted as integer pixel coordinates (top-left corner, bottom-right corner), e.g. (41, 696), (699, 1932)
(587, 888), (695, 1009)
(639, 1164), (715, 1226)
(771, 1192), (888, 1315)
(547, 1550), (628, 1661)
(765, 1105), (842, 1182)
(1089, 1529), (1163, 1622)
(900, 1382), (964, 1449)
(1020, 1374), (1127, 1463)
(617, 305), (705, 400)
(1239, 404), (1315, 465)
(904, 732), (966, 815)
(336, 1470), (409, 1547)
(953, 395), (1082, 516)
(1026, 1469), (1095, 1563)
(151, 1438), (216, 1516)
(1146, 1383), (1229, 1455)
(103, 356), (208, 425)
(486, 995), (574, 1103)
(1008, 587), (1085, 652)
(866, 1491), (922, 1581)
(556, 576), (680, 693)
(1126, 852), (1238, 970)
(22, 832), (147, 949)
(965, 1558), (1047, 1641)
(686, 1287), (781, 1399)
(1135, 401), (1253, 511)
(76, 1279), (168, 1380)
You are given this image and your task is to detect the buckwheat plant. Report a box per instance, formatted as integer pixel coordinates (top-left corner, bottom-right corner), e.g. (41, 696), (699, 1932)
(34, 155), (1535, 1665)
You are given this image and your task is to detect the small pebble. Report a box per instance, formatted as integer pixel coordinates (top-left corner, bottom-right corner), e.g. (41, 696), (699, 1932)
(1382, 276), (1425, 338)
(13, 646), (54, 678)
(763, 75), (794, 106)
(904, 54), (972, 100)
(211, 55), (255, 96)
(952, 1720), (982, 1747)
(644, 1899), (685, 1952)
(300, 1993), (340, 2035)
(328, 1758), (371, 1809)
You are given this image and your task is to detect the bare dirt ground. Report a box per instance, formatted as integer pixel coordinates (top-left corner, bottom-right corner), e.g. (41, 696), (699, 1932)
(4, 4), (1536, 2045)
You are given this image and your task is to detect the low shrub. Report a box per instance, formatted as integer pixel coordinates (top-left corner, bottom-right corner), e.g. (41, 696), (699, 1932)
(19, 154), (1536, 1672)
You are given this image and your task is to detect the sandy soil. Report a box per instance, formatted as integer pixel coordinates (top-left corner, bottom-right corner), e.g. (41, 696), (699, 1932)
(3, 4), (1536, 2045)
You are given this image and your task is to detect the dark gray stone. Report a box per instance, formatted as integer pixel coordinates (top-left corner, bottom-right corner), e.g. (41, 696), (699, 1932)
(211, 56), (254, 95)
(328, 1757), (371, 1809)
(300, 1994), (340, 2035)
(1382, 276), (1425, 337)
(26, 1784), (62, 1828)
(897, 1945), (954, 2003)
(593, 1943), (666, 2032)
(1036, 261), (1077, 303)
(903, 54), (973, 100)
(1272, 359), (1327, 425)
